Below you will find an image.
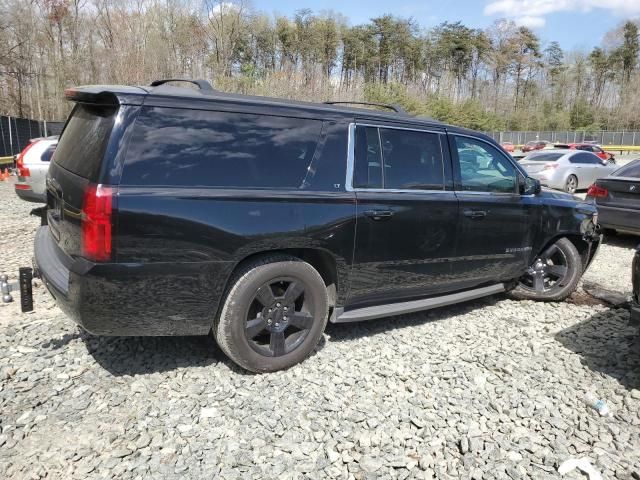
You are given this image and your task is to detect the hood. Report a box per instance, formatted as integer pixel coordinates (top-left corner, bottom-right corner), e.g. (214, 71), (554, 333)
(539, 187), (579, 201)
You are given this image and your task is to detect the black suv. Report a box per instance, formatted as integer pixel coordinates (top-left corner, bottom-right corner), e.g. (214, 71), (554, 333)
(32, 79), (601, 372)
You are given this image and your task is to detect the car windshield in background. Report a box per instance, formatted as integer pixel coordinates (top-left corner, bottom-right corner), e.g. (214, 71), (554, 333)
(525, 152), (564, 162)
(613, 159), (640, 177)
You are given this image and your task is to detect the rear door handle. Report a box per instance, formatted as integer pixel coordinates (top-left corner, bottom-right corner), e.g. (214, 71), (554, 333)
(363, 209), (394, 221)
(463, 209), (487, 219)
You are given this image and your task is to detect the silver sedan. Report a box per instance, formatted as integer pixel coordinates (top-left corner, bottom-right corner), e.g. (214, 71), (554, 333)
(519, 149), (617, 193)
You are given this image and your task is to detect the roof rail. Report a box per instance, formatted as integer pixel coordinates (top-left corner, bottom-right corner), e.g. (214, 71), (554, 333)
(150, 79), (215, 92)
(323, 101), (407, 115)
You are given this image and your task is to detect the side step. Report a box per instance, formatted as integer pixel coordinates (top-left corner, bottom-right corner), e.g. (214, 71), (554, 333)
(332, 283), (506, 323)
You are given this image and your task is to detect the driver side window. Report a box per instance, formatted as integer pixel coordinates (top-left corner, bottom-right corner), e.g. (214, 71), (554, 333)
(454, 136), (518, 193)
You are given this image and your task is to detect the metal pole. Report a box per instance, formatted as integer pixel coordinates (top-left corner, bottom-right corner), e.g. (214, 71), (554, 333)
(8, 116), (12, 155)
(43, 120), (47, 137)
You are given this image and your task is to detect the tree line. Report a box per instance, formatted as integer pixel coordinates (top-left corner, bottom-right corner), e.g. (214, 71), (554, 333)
(0, 0), (639, 132)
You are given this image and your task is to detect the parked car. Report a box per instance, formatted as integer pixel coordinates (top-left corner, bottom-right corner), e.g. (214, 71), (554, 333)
(522, 140), (550, 153)
(632, 246), (640, 331)
(14, 136), (58, 203)
(500, 142), (515, 153)
(586, 159), (640, 235)
(554, 143), (615, 165)
(520, 149), (616, 193)
(27, 80), (601, 373)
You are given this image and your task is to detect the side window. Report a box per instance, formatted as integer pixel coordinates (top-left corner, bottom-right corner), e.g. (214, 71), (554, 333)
(572, 153), (599, 164)
(379, 128), (444, 190)
(454, 136), (517, 193)
(354, 126), (383, 188)
(353, 126), (445, 190)
(122, 107), (322, 189)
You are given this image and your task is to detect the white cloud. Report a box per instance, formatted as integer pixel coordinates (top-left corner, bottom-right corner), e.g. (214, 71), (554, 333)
(516, 15), (547, 28)
(484, 0), (640, 28)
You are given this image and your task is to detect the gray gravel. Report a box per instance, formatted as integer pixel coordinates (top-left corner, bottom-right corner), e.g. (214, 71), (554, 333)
(1, 179), (639, 479)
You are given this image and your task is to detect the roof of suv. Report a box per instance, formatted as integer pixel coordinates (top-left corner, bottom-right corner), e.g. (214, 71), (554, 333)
(66, 81), (494, 136)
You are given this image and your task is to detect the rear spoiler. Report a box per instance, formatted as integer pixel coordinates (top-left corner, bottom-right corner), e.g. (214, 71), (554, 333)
(64, 85), (148, 106)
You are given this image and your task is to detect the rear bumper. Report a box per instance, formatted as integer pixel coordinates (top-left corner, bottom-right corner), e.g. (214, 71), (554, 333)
(596, 205), (640, 235)
(15, 186), (46, 203)
(34, 226), (232, 336)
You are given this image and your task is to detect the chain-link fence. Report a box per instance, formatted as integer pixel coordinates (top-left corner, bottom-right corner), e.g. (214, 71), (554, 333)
(0, 116), (65, 158)
(484, 131), (640, 146)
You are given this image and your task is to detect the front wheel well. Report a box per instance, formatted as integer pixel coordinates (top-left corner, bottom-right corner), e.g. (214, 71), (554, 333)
(538, 234), (592, 269)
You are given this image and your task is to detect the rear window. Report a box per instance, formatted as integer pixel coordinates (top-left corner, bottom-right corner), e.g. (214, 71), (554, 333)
(613, 159), (640, 178)
(121, 107), (323, 189)
(53, 104), (117, 180)
(41, 144), (56, 162)
(525, 152), (564, 162)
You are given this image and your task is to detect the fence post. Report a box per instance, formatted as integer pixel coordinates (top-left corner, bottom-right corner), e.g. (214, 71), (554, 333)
(8, 116), (12, 155)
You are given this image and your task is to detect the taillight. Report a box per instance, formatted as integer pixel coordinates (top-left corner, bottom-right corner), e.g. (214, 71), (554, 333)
(543, 163), (559, 170)
(587, 184), (608, 198)
(16, 141), (36, 177)
(81, 184), (113, 262)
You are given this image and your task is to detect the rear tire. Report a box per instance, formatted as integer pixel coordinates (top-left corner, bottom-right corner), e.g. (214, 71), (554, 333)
(564, 175), (578, 194)
(510, 238), (582, 302)
(214, 255), (328, 373)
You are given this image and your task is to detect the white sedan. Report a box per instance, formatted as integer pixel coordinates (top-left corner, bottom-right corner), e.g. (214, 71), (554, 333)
(519, 149), (617, 193)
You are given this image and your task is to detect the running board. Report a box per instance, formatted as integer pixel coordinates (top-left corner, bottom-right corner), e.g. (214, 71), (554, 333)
(332, 283), (506, 323)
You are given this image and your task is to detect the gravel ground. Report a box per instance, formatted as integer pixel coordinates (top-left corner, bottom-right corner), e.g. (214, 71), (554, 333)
(0, 178), (639, 480)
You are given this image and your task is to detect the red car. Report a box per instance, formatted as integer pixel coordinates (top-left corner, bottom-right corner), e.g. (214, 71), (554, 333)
(500, 142), (515, 153)
(554, 143), (615, 164)
(522, 140), (550, 153)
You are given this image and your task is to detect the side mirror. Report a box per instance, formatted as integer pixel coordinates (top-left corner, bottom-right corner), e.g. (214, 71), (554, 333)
(521, 176), (541, 195)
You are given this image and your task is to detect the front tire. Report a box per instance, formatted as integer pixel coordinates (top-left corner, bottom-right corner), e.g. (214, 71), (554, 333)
(510, 238), (582, 302)
(215, 255), (328, 373)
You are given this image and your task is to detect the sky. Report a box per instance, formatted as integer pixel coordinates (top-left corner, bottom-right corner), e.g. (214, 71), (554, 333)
(250, 0), (640, 51)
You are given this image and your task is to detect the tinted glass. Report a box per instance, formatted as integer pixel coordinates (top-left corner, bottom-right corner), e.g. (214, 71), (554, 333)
(41, 144), (56, 162)
(380, 128), (444, 190)
(122, 107), (322, 188)
(53, 104), (117, 180)
(353, 126), (383, 188)
(454, 136), (517, 193)
(570, 152), (600, 164)
(613, 159), (640, 178)
(525, 152), (564, 162)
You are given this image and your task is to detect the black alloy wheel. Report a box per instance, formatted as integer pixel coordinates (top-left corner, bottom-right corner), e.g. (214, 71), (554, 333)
(214, 255), (329, 373)
(510, 237), (582, 302)
(519, 243), (569, 293)
(244, 277), (314, 357)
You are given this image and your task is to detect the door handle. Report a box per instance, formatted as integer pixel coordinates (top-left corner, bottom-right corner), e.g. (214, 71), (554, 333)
(463, 209), (487, 219)
(363, 209), (394, 221)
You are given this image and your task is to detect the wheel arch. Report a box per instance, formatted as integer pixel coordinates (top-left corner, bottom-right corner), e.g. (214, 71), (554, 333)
(223, 248), (342, 309)
(536, 234), (594, 270)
